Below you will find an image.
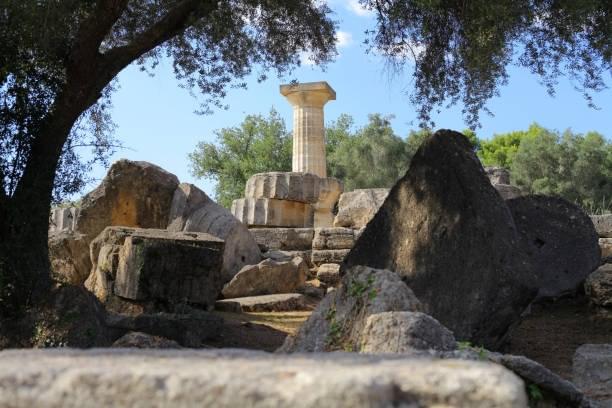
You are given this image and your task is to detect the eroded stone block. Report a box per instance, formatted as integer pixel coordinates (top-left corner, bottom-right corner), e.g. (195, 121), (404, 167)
(245, 172), (320, 203)
(231, 198), (314, 228)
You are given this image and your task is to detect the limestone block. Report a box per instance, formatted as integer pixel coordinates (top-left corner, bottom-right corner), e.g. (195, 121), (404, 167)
(316, 263), (340, 285)
(215, 293), (308, 313)
(485, 167), (511, 184)
(75, 160), (179, 242)
(600, 238), (612, 259)
(245, 172), (320, 203)
(333, 188), (389, 229)
(314, 177), (343, 228)
(0, 349), (528, 407)
(231, 198), (314, 228)
(573, 344), (612, 407)
(494, 184), (522, 200)
(585, 264), (612, 307)
(249, 227), (314, 251)
(221, 257), (308, 298)
(591, 214), (612, 238)
(114, 229), (224, 307)
(311, 249), (350, 265)
(312, 227), (355, 250)
(48, 231), (91, 285)
(85, 227), (225, 313)
(167, 183), (261, 281)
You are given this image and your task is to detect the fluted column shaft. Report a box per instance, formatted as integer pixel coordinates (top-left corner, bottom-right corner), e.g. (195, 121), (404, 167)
(280, 82), (336, 179)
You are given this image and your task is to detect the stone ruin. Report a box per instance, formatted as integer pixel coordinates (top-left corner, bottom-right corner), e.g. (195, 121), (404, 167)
(39, 83), (612, 407)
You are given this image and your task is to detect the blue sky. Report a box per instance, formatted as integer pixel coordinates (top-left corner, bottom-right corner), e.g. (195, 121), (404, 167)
(89, 0), (612, 198)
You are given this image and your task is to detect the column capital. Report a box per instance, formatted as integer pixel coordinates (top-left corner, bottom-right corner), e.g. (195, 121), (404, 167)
(280, 81), (336, 107)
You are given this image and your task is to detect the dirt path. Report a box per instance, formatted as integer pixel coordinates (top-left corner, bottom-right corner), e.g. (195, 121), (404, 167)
(502, 295), (612, 379)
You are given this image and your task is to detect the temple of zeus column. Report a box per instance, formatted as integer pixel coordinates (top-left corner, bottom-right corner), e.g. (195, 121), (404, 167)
(231, 81), (343, 228)
(280, 81), (336, 178)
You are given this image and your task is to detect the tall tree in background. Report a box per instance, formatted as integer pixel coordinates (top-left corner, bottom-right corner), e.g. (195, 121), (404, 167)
(189, 109), (292, 208)
(364, 0), (611, 128)
(0, 0), (337, 315)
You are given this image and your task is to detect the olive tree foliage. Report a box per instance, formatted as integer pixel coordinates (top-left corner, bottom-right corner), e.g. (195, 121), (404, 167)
(479, 123), (612, 212)
(362, 0), (611, 128)
(189, 109), (292, 208)
(0, 0), (337, 315)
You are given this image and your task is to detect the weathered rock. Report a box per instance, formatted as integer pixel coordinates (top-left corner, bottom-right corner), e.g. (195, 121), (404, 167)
(105, 310), (223, 348)
(215, 294), (308, 312)
(600, 238), (612, 260)
(245, 172), (320, 203)
(312, 227), (355, 250)
(281, 265), (423, 352)
(591, 214), (612, 238)
(85, 227), (225, 313)
(231, 197), (314, 228)
(30, 285), (112, 348)
(48, 231), (91, 285)
(360, 311), (456, 353)
(263, 249), (312, 265)
(313, 177), (344, 228)
(311, 249), (350, 265)
(249, 227), (314, 251)
(316, 263), (341, 285)
(485, 167), (511, 185)
(221, 257), (307, 298)
(585, 264), (612, 307)
(112, 331), (181, 349)
(297, 280), (326, 299)
(49, 206), (79, 233)
(494, 184), (522, 200)
(167, 183), (261, 280)
(0, 349), (528, 407)
(76, 160), (179, 242)
(507, 195), (601, 299)
(333, 188), (389, 229)
(344, 130), (535, 348)
(573, 344), (612, 407)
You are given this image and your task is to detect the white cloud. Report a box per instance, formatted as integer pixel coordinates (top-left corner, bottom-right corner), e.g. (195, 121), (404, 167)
(336, 31), (353, 48)
(346, 0), (373, 17)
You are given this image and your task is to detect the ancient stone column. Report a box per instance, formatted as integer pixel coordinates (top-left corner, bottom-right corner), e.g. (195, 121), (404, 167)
(280, 81), (336, 178)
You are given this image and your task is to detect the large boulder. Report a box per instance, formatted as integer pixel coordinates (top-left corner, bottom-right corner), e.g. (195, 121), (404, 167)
(221, 257), (307, 299)
(76, 160), (179, 242)
(0, 349), (528, 407)
(281, 265), (423, 352)
(584, 264), (612, 307)
(333, 188), (389, 229)
(167, 183), (261, 280)
(48, 231), (91, 285)
(344, 130), (535, 348)
(85, 227), (225, 314)
(591, 214), (612, 238)
(507, 195), (601, 299)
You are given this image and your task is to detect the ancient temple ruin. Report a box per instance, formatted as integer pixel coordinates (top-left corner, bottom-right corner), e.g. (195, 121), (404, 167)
(231, 81), (343, 228)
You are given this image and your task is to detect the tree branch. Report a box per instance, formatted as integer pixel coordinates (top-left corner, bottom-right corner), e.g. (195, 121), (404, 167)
(101, 0), (217, 77)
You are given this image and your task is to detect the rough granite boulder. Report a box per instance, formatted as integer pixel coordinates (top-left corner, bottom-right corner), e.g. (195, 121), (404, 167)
(584, 264), (612, 307)
(360, 311), (456, 353)
(591, 214), (612, 238)
(221, 257), (307, 299)
(344, 130), (535, 348)
(507, 195), (601, 299)
(280, 265), (423, 352)
(0, 349), (528, 407)
(167, 183), (261, 280)
(333, 188), (389, 229)
(85, 227), (225, 314)
(75, 160), (179, 243)
(48, 231), (91, 285)
(573, 344), (612, 407)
